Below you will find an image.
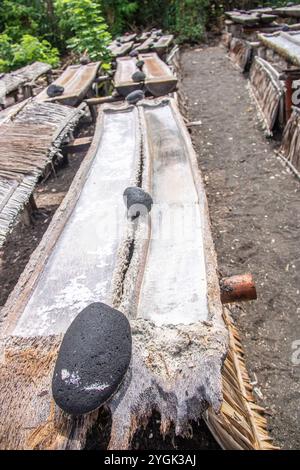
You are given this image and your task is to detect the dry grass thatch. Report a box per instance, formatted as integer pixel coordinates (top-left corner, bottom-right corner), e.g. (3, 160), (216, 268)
(0, 62), (51, 102)
(204, 308), (278, 450)
(248, 57), (284, 135)
(0, 100), (84, 246)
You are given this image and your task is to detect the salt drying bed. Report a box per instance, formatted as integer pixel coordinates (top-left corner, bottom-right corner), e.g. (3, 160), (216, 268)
(137, 101), (207, 325)
(0, 98), (227, 450)
(13, 107), (140, 337)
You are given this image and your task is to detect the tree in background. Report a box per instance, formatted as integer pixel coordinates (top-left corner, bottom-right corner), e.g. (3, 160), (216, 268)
(101, 1), (138, 36)
(0, 0), (60, 72)
(55, 0), (111, 63)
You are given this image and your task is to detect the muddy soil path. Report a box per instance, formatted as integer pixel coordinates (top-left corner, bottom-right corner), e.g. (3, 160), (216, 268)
(181, 45), (300, 449)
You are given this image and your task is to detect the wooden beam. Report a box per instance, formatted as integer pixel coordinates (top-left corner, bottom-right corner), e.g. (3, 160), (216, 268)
(63, 136), (92, 154)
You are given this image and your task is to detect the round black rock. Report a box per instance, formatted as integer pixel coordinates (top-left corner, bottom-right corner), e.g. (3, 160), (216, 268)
(47, 84), (64, 98)
(80, 55), (90, 65)
(52, 302), (132, 415)
(126, 90), (145, 105)
(123, 186), (153, 219)
(129, 49), (139, 57)
(132, 71), (146, 82)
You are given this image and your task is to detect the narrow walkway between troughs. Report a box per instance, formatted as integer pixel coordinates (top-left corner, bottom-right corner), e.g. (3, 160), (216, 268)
(181, 45), (300, 450)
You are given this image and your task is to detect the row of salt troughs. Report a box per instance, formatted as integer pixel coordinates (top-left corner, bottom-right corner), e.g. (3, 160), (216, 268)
(0, 30), (177, 248)
(223, 4), (300, 177)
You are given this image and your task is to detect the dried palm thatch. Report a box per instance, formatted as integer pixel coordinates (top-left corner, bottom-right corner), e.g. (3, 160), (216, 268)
(0, 62), (51, 104)
(204, 308), (278, 450)
(229, 38), (253, 72)
(0, 74), (25, 103)
(248, 57), (284, 135)
(278, 106), (300, 177)
(14, 62), (51, 84)
(0, 101), (85, 246)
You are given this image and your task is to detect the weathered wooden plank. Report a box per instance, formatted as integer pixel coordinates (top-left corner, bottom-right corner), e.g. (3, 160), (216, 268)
(36, 63), (100, 106)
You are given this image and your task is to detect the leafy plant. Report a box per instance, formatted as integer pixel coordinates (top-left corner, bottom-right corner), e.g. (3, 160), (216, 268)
(55, 0), (111, 62)
(0, 33), (60, 72)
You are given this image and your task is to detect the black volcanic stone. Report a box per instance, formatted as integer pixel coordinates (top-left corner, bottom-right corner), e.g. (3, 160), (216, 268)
(126, 90), (145, 105)
(123, 186), (153, 219)
(52, 302), (132, 415)
(132, 71), (146, 82)
(136, 60), (144, 70)
(47, 84), (64, 98)
(129, 49), (139, 57)
(80, 55), (90, 65)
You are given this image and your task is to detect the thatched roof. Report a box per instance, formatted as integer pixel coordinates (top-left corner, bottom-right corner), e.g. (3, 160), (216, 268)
(0, 62), (52, 102)
(0, 100), (84, 246)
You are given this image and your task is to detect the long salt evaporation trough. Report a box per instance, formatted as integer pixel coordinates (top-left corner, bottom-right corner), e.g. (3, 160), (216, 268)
(0, 97), (227, 450)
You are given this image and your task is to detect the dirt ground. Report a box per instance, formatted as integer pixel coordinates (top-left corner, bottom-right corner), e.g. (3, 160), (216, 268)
(180, 45), (300, 450)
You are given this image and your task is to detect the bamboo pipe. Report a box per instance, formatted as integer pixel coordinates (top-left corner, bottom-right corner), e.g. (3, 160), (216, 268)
(220, 273), (257, 304)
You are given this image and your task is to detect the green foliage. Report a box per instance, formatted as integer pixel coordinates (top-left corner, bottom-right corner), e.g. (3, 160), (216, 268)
(101, 1), (138, 36)
(0, 33), (60, 72)
(0, 1), (58, 44)
(55, 0), (111, 61)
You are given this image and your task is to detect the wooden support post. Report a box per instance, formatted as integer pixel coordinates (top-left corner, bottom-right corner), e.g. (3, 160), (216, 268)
(29, 194), (38, 212)
(85, 96), (123, 106)
(279, 68), (300, 123)
(220, 273), (257, 304)
(46, 70), (53, 85)
(285, 75), (293, 122)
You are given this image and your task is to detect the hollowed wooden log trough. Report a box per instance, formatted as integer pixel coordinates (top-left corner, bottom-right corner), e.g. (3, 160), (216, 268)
(114, 52), (178, 98)
(36, 63), (101, 107)
(0, 98), (228, 450)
